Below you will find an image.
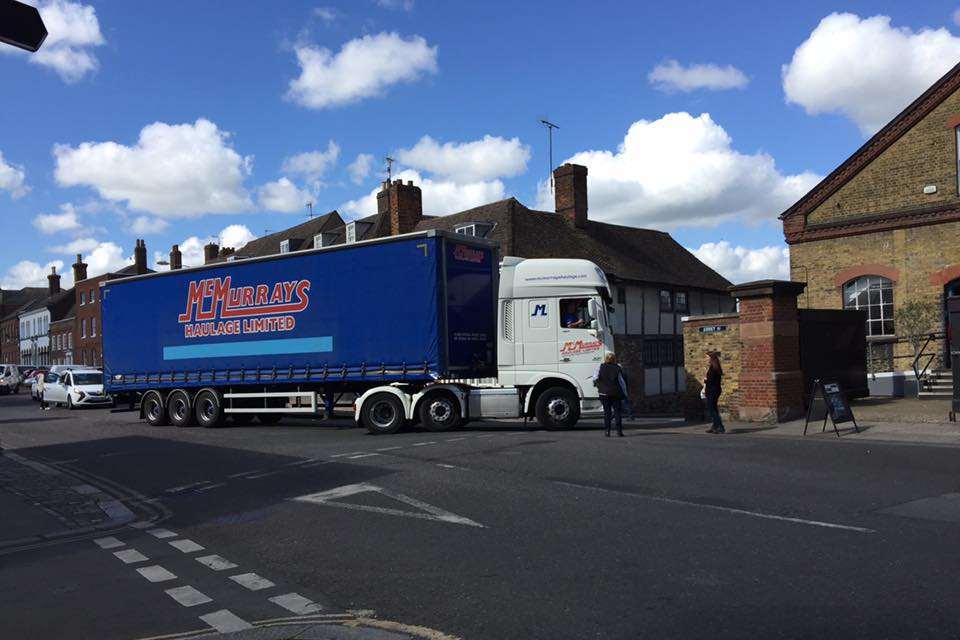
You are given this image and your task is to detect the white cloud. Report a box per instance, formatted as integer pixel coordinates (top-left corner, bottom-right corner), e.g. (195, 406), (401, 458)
(219, 224), (256, 250)
(48, 237), (100, 254)
(26, 0), (106, 83)
(0, 151), (29, 198)
(32, 204), (82, 234)
(83, 241), (131, 277)
(690, 241), (790, 284)
(376, 0), (414, 10)
(954, 9), (960, 27)
(258, 177), (316, 214)
(314, 7), (338, 22)
(782, 13), (960, 135)
(396, 135), (530, 182)
(648, 60), (749, 93)
(130, 216), (170, 235)
(347, 153), (375, 184)
(286, 32), (438, 109)
(341, 168), (503, 219)
(535, 112), (820, 229)
(1, 260), (66, 289)
(53, 118), (254, 217)
(281, 141), (340, 181)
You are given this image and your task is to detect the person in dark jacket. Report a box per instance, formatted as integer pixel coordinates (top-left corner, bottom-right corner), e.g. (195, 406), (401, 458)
(703, 351), (725, 434)
(593, 353), (627, 437)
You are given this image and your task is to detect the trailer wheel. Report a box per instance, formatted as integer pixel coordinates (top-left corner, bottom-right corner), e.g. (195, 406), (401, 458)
(257, 414), (283, 425)
(167, 390), (194, 427)
(194, 390), (224, 428)
(419, 392), (461, 432)
(142, 391), (169, 427)
(362, 393), (405, 435)
(535, 387), (580, 430)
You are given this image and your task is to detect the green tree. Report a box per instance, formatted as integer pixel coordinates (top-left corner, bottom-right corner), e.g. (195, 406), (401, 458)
(893, 300), (941, 375)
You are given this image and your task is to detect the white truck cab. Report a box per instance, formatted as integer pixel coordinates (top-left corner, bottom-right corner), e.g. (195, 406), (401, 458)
(356, 256), (616, 433)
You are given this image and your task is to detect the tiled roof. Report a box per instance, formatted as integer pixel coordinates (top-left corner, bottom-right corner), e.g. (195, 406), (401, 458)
(229, 211), (343, 259)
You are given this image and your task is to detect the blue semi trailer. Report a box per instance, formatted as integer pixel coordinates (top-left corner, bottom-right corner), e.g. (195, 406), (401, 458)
(103, 230), (616, 433)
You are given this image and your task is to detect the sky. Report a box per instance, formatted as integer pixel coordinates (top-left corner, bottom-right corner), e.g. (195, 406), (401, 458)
(3, 0), (960, 288)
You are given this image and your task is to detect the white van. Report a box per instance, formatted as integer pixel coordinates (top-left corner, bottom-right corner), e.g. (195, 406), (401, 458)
(0, 364), (22, 395)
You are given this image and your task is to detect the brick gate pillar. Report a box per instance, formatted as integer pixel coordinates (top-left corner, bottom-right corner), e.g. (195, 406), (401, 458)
(729, 280), (807, 422)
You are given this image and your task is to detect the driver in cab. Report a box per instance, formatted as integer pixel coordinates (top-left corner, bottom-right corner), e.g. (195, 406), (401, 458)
(562, 299), (589, 329)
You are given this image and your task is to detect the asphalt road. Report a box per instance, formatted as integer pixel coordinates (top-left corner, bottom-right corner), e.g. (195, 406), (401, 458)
(2, 392), (960, 639)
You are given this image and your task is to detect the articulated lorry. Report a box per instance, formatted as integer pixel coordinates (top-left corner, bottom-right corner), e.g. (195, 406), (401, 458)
(102, 230), (615, 433)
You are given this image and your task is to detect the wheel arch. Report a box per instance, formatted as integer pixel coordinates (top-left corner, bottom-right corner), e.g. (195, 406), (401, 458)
(354, 386), (413, 423)
(411, 384), (467, 422)
(523, 375), (582, 417)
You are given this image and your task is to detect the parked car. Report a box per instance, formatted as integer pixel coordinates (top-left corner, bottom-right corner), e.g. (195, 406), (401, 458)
(0, 364), (22, 394)
(49, 364), (79, 375)
(42, 369), (112, 409)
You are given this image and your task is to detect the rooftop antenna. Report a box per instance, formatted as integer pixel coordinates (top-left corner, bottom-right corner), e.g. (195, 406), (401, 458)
(385, 155), (395, 181)
(539, 118), (559, 192)
(306, 201), (314, 218)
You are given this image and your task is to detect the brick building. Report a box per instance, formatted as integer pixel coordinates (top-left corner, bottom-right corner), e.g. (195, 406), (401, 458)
(17, 267), (74, 367)
(0, 287), (47, 363)
(782, 62), (960, 392)
(73, 240), (152, 367)
(203, 163), (734, 407)
(50, 303), (76, 365)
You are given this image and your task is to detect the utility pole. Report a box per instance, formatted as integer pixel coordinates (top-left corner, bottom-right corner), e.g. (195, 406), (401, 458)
(385, 156), (395, 181)
(540, 118), (559, 192)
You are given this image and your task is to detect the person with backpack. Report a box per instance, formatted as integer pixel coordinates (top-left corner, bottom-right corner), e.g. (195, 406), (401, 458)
(593, 353), (628, 437)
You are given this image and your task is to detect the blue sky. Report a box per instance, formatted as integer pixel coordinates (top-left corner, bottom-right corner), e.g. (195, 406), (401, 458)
(2, 0), (960, 288)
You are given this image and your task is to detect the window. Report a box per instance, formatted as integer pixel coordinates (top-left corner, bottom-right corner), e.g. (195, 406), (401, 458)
(674, 291), (688, 312)
(843, 275), (894, 337)
(455, 223), (493, 238)
(643, 338), (684, 366)
(80, 292), (86, 305)
(91, 317), (96, 337)
(81, 319), (86, 338)
(279, 239), (290, 254)
(345, 222), (357, 244)
(617, 287), (626, 304)
(659, 289), (673, 311)
(560, 298), (591, 329)
(68, 333), (72, 349)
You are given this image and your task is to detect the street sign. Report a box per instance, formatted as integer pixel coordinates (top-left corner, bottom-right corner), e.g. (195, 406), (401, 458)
(0, 0), (48, 52)
(698, 325), (727, 334)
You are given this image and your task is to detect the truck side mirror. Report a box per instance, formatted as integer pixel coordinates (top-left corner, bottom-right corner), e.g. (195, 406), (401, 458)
(587, 298), (598, 320)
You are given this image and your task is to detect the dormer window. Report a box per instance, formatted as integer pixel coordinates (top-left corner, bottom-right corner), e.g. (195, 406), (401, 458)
(314, 232), (337, 248)
(280, 239), (290, 254)
(346, 222), (357, 244)
(455, 222), (493, 238)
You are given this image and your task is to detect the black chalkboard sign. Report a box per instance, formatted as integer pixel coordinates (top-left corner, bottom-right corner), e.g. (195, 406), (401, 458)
(804, 379), (859, 437)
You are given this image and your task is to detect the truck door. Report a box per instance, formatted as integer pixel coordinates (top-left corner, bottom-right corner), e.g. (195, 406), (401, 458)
(558, 297), (605, 381)
(522, 298), (557, 368)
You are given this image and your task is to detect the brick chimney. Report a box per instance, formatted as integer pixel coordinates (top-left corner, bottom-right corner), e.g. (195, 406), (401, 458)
(377, 179), (423, 236)
(554, 163), (588, 228)
(48, 265), (61, 296)
(169, 244), (182, 270)
(134, 239), (148, 274)
(204, 242), (219, 264)
(72, 253), (88, 283)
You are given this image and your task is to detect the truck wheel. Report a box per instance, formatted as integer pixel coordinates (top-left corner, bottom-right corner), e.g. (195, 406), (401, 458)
(419, 392), (461, 432)
(257, 414), (283, 425)
(362, 393), (405, 435)
(167, 390), (194, 428)
(535, 387), (580, 430)
(142, 391), (169, 426)
(194, 390), (224, 428)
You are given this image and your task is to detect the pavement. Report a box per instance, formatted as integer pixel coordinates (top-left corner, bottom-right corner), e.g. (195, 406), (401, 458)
(3, 391), (960, 639)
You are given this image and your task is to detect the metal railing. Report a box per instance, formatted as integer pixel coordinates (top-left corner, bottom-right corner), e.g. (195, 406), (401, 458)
(912, 332), (947, 389)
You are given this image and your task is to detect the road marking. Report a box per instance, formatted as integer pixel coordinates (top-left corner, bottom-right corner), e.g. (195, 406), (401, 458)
(195, 482), (226, 493)
(137, 565), (177, 583)
(329, 451), (366, 458)
(375, 446), (402, 452)
(114, 549), (148, 564)
(283, 458), (319, 467)
(128, 521), (154, 529)
(268, 593), (323, 615)
(165, 481), (213, 494)
(72, 484), (100, 495)
(552, 481), (875, 533)
(435, 463), (463, 470)
(195, 555), (237, 571)
(94, 536), (124, 549)
(346, 453), (380, 460)
(165, 586), (213, 607)
(229, 572), (275, 591)
(411, 441), (436, 447)
(169, 539), (205, 553)
(148, 528), (177, 539)
(293, 483), (484, 528)
(227, 470), (263, 478)
(301, 460), (332, 468)
(444, 438), (465, 442)
(243, 469), (288, 479)
(199, 610), (252, 633)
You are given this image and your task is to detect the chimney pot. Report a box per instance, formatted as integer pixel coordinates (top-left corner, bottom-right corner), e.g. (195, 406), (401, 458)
(48, 265), (61, 295)
(72, 253), (88, 283)
(170, 244), (183, 270)
(554, 163), (588, 229)
(203, 243), (219, 264)
(133, 238), (148, 274)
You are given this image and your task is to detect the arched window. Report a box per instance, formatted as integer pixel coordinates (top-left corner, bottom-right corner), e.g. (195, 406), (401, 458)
(843, 275), (894, 336)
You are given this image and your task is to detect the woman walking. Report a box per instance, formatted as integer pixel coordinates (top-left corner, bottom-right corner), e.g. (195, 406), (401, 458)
(703, 352), (724, 434)
(594, 353), (628, 437)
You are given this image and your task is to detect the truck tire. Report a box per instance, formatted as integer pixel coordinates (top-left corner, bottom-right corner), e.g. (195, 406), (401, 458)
(142, 391), (169, 426)
(362, 393), (405, 435)
(419, 392), (461, 432)
(167, 390), (194, 428)
(535, 387), (580, 430)
(257, 414), (283, 425)
(194, 390), (224, 428)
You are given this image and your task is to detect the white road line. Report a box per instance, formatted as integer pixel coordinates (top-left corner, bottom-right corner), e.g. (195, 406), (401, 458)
(435, 463), (461, 470)
(137, 565), (177, 583)
(113, 549), (148, 564)
(411, 441), (436, 447)
(165, 586), (213, 607)
(169, 539), (205, 553)
(268, 593), (323, 615)
(282, 458), (319, 467)
(195, 555), (237, 571)
(199, 610), (253, 633)
(301, 460), (332, 468)
(552, 481), (875, 533)
(195, 482), (226, 493)
(329, 451), (366, 458)
(227, 469), (263, 478)
(375, 446), (402, 452)
(346, 453), (380, 460)
(476, 434), (496, 438)
(229, 572), (275, 591)
(444, 438), (465, 442)
(243, 469), (287, 479)
(165, 481), (213, 494)
(94, 536), (125, 549)
(72, 484), (100, 495)
(128, 521), (154, 529)
(148, 528), (177, 539)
